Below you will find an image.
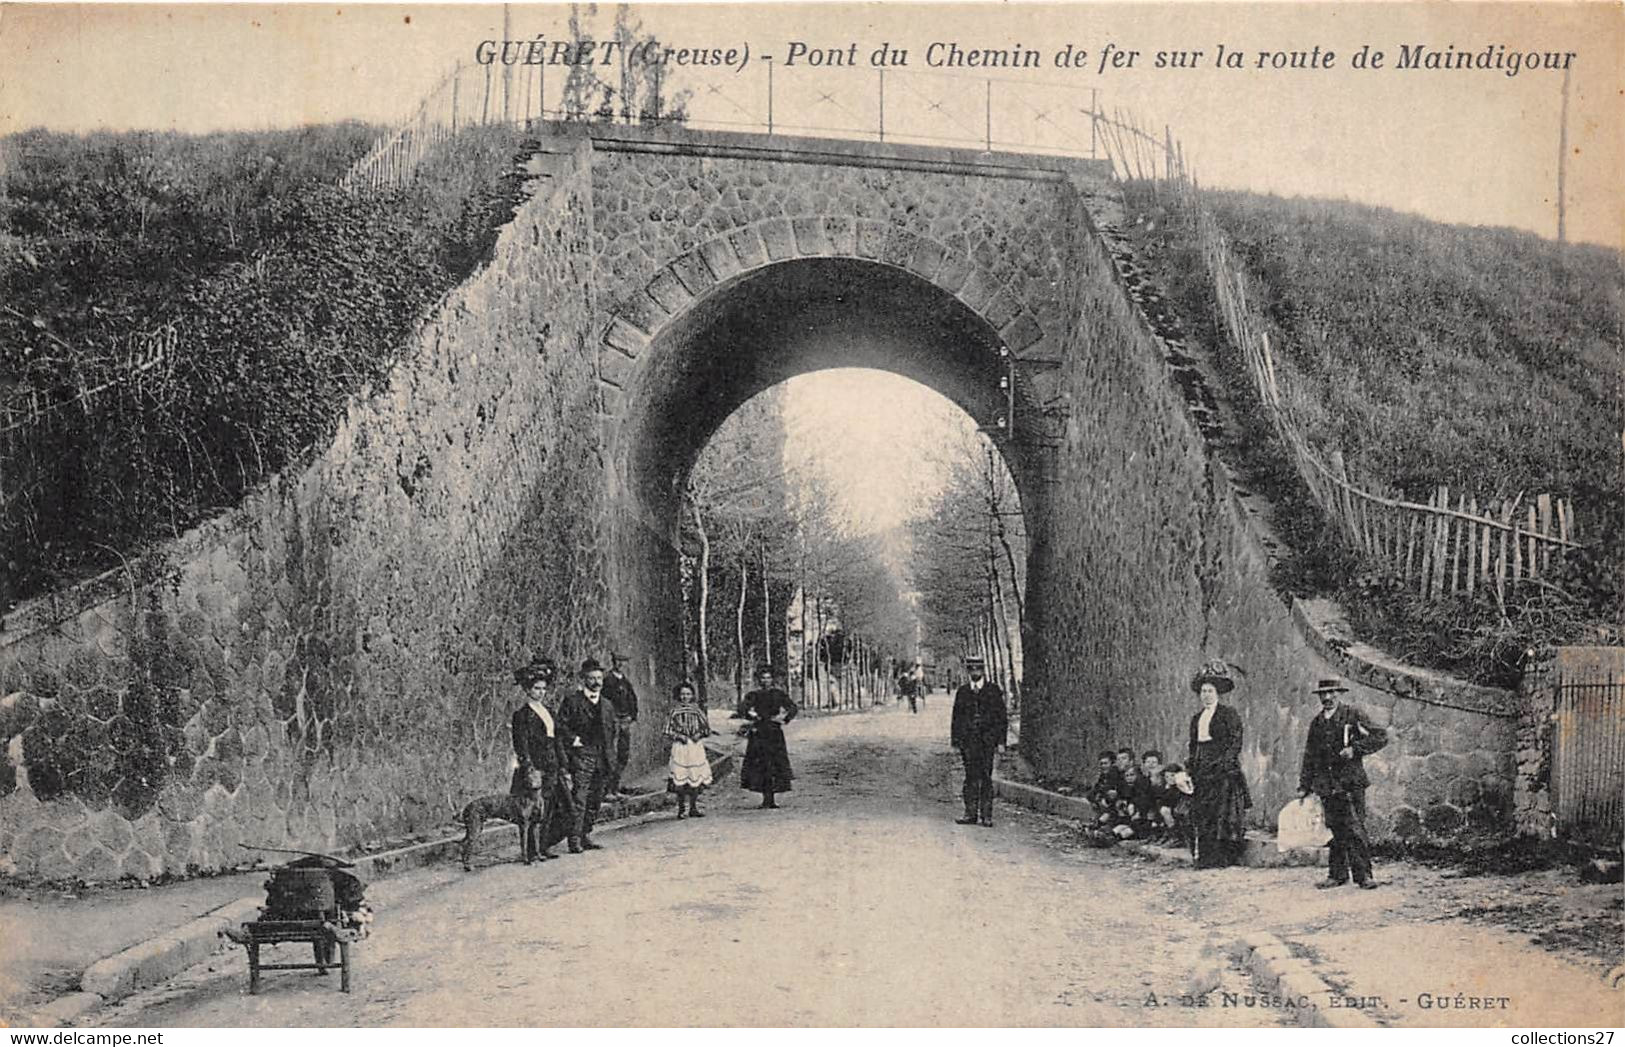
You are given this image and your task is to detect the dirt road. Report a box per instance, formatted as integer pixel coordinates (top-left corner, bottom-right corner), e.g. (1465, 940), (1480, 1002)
(94, 702), (1285, 1027)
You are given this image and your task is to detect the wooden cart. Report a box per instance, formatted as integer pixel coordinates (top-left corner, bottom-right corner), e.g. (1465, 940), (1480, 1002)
(223, 919), (362, 994)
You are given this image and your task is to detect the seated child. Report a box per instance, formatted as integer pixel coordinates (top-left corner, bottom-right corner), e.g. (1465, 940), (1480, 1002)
(1134, 750), (1175, 841)
(1085, 749), (1121, 808)
(1112, 762), (1144, 838)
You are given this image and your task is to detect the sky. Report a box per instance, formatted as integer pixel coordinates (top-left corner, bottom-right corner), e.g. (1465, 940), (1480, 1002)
(1, 2), (1620, 246)
(778, 369), (983, 535)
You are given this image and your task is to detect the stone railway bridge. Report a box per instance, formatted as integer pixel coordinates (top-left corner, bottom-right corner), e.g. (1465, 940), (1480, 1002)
(0, 126), (1518, 880)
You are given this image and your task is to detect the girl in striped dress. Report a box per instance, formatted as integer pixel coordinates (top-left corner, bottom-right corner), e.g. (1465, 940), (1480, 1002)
(665, 681), (714, 818)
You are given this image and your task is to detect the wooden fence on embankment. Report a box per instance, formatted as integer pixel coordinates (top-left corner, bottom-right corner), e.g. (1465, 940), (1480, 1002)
(1088, 114), (1586, 608)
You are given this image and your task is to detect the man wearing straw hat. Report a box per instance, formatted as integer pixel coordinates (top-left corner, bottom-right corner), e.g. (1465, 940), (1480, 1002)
(1298, 677), (1389, 889)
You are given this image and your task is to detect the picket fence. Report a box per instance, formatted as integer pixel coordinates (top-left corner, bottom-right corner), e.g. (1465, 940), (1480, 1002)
(1192, 198), (1581, 605)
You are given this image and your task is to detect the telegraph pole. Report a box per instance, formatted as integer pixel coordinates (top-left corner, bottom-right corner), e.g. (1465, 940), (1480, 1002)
(502, 3), (514, 123)
(1557, 64), (1570, 243)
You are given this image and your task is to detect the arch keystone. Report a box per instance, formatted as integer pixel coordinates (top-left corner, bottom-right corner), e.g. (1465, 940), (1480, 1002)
(822, 216), (857, 256)
(855, 220), (889, 260)
(791, 217), (833, 257)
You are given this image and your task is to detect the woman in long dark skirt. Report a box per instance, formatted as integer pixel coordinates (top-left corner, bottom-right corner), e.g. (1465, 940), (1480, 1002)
(508, 656), (572, 861)
(1186, 660), (1252, 868)
(736, 666), (798, 809)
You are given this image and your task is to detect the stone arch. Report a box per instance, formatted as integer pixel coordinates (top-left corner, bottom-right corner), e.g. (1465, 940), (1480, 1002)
(587, 217), (1058, 745)
(592, 215), (1053, 454)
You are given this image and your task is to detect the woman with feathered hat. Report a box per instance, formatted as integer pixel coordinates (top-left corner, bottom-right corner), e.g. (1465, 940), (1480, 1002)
(508, 655), (572, 860)
(1185, 659), (1252, 868)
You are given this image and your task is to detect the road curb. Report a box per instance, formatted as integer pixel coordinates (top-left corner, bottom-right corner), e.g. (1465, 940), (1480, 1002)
(23, 992), (104, 1028)
(1228, 931), (1380, 1029)
(22, 751), (735, 1027)
(992, 776), (1097, 820)
(77, 895), (264, 1001)
(991, 774), (1328, 869)
(356, 750), (735, 879)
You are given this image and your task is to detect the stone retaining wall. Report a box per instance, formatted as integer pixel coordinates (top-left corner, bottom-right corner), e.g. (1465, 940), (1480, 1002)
(1021, 180), (1518, 839)
(0, 144), (614, 880)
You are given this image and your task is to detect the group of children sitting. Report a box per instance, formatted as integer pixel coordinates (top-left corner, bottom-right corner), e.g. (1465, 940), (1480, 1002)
(1081, 748), (1194, 847)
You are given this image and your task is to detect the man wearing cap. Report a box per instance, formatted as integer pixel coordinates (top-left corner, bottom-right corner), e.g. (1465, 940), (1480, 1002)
(558, 658), (618, 851)
(950, 656), (1007, 827)
(602, 651), (640, 796)
(1297, 677), (1389, 889)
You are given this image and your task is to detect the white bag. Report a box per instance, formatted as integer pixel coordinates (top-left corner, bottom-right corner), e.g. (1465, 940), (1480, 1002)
(1276, 796), (1333, 850)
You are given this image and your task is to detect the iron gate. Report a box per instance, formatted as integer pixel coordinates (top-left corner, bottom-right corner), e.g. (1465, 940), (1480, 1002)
(1552, 656), (1625, 848)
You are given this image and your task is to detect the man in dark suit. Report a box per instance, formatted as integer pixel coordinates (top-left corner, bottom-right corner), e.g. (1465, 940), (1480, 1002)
(1297, 677), (1389, 889)
(557, 658), (618, 852)
(950, 656), (1007, 827)
(602, 651), (640, 796)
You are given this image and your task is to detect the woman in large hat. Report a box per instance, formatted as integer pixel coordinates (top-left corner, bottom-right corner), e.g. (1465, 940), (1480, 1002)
(1185, 659), (1252, 868)
(509, 656), (571, 859)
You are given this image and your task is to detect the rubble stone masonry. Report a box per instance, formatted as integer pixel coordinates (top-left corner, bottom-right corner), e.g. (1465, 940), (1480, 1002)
(1020, 177), (1519, 837)
(0, 143), (609, 879)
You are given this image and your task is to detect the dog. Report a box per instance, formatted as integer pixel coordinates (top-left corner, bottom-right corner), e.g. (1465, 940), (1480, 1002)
(460, 770), (551, 871)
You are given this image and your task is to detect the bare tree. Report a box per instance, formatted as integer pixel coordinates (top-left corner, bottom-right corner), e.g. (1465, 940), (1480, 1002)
(610, 4), (693, 124)
(685, 387), (797, 704)
(560, 4), (609, 121)
(688, 386), (922, 710)
(909, 427), (1026, 693)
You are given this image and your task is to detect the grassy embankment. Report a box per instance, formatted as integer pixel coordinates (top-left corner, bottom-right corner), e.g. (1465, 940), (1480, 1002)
(0, 122), (529, 608)
(1123, 184), (1623, 686)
